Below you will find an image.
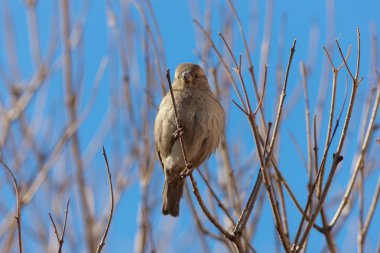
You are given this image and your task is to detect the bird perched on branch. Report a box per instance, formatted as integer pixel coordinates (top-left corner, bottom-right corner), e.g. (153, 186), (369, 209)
(154, 63), (225, 217)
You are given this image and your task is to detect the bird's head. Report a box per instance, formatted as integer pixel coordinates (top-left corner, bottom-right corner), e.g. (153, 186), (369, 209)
(173, 63), (210, 90)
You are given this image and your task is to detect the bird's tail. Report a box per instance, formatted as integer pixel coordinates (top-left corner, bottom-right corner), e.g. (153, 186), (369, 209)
(162, 179), (184, 217)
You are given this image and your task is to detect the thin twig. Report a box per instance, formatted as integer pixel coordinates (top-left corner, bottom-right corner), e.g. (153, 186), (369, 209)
(0, 160), (22, 253)
(331, 81), (380, 229)
(270, 161), (324, 233)
(227, 0), (266, 127)
(184, 183), (222, 245)
(49, 213), (60, 244)
(49, 199), (70, 253)
(257, 41), (298, 252)
(295, 28), (362, 251)
(189, 175), (234, 241)
(318, 46), (344, 197)
(234, 123), (271, 235)
(219, 33), (253, 114)
(300, 62), (314, 195)
(96, 147), (115, 253)
(268, 40), (297, 158)
(60, 199), (70, 252)
(219, 32), (295, 251)
(210, 64), (242, 214)
(253, 64), (268, 116)
(196, 168), (235, 223)
(165, 69), (192, 175)
(193, 19), (246, 110)
(315, 114), (337, 252)
(232, 100), (249, 116)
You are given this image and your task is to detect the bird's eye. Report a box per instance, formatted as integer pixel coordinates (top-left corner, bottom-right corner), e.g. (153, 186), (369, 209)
(194, 73), (199, 78)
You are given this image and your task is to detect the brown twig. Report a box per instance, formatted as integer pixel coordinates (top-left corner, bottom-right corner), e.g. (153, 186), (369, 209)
(96, 147), (115, 253)
(335, 75), (380, 248)
(329, 29), (375, 229)
(294, 28), (363, 251)
(220, 30), (291, 250)
(261, 41), (297, 252)
(222, 34), (296, 251)
(233, 123), (271, 236)
(165, 69), (192, 176)
(261, 41), (298, 252)
(226, 0), (266, 127)
(48, 198), (70, 253)
(270, 158), (324, 233)
(61, 199), (70, 252)
(317, 46), (350, 197)
(184, 183), (220, 251)
(300, 61), (314, 195)
(193, 19), (246, 110)
(253, 65), (268, 116)
(314, 114), (337, 252)
(246, 189), (265, 242)
(189, 175), (235, 241)
(268, 40), (297, 158)
(49, 212), (60, 245)
(210, 64), (242, 214)
(219, 34), (253, 115)
(0, 160), (22, 253)
(196, 168), (235, 223)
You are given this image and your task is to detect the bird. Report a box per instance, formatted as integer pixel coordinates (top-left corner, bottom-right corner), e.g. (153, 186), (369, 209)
(154, 63), (225, 217)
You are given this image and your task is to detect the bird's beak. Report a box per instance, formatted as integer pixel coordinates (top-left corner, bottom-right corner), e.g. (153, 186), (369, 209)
(181, 71), (193, 83)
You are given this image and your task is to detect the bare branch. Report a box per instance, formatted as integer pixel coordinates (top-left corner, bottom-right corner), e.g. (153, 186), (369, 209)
(49, 199), (70, 253)
(96, 147), (115, 253)
(0, 160), (22, 253)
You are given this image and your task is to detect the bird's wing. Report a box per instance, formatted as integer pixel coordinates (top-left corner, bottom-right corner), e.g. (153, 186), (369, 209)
(156, 148), (164, 169)
(154, 94), (176, 170)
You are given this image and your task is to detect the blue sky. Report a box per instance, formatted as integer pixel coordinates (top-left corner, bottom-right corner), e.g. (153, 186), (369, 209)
(1, 0), (380, 252)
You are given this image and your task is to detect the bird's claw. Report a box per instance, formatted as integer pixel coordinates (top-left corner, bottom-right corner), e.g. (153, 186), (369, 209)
(172, 125), (184, 140)
(180, 163), (193, 178)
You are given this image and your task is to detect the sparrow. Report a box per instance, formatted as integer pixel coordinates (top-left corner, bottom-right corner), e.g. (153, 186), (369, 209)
(154, 63), (225, 217)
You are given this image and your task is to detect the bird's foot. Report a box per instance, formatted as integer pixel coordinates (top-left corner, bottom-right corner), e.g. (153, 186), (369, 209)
(172, 125), (184, 140)
(180, 163), (194, 178)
